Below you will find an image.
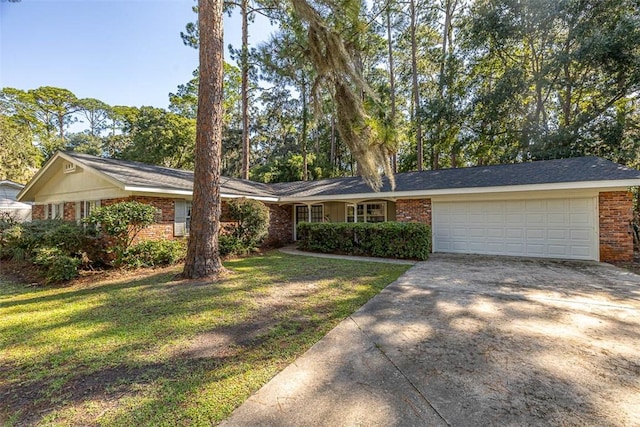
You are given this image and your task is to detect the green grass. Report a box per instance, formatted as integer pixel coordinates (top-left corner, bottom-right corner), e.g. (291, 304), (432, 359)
(0, 251), (409, 426)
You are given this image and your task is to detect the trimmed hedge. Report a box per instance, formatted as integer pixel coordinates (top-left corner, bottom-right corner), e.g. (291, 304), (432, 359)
(296, 222), (431, 260)
(121, 239), (187, 269)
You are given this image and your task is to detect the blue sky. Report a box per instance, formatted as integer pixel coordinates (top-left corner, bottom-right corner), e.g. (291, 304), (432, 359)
(0, 0), (274, 109)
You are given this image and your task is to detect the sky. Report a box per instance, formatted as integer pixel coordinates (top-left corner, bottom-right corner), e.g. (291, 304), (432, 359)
(0, 0), (275, 110)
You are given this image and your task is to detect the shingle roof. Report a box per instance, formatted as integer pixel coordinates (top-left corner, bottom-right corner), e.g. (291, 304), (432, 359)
(66, 152), (277, 198)
(272, 156), (640, 198)
(66, 152), (640, 200)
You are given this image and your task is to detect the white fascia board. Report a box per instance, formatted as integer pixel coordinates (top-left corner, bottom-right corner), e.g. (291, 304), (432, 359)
(124, 186), (193, 196)
(17, 154), (60, 201)
(125, 186), (279, 202)
(278, 179), (640, 203)
(221, 193), (279, 202)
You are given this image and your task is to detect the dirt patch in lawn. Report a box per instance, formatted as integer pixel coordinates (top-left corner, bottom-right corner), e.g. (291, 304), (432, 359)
(1, 254), (407, 426)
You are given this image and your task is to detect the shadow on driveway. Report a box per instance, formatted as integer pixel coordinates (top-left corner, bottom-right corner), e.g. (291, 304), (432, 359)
(221, 254), (640, 426)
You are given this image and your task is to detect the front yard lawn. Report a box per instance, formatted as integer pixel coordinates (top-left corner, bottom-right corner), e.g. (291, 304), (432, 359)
(0, 252), (409, 426)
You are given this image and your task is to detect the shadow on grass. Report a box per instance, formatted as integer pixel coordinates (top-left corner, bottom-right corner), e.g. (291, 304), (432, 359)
(0, 252), (408, 426)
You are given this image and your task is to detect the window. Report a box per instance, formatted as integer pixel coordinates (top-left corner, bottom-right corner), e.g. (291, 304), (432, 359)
(84, 200), (99, 218)
(346, 202), (387, 223)
(72, 200), (101, 224)
(46, 203), (64, 219)
(295, 204), (324, 224)
(174, 199), (192, 237)
(185, 202), (192, 234)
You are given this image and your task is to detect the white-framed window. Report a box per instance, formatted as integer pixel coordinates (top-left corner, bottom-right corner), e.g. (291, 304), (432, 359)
(84, 200), (99, 218)
(45, 203), (64, 219)
(346, 202), (387, 223)
(174, 199), (192, 236)
(75, 200), (101, 224)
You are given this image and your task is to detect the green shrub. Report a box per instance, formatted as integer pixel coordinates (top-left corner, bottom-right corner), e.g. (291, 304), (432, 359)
(0, 219), (99, 283)
(85, 201), (157, 265)
(218, 234), (245, 257)
(33, 247), (81, 283)
(223, 198), (270, 255)
(122, 239), (186, 269)
(296, 222), (431, 260)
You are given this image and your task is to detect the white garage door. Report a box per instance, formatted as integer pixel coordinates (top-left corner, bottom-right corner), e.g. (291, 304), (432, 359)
(432, 198), (598, 260)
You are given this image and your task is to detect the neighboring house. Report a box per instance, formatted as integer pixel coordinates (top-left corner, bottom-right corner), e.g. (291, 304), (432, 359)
(18, 151), (640, 263)
(0, 180), (32, 222)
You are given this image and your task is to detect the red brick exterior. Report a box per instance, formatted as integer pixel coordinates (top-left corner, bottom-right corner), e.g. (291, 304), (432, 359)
(102, 196), (175, 243)
(266, 204), (293, 246)
(599, 191), (634, 263)
(396, 198), (432, 226)
(29, 192), (635, 262)
(32, 204), (45, 220)
(63, 202), (76, 222)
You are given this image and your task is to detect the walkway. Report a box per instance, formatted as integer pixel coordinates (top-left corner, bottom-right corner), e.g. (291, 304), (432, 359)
(278, 245), (417, 265)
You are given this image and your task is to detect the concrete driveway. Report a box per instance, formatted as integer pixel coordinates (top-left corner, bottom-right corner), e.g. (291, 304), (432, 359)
(221, 254), (640, 426)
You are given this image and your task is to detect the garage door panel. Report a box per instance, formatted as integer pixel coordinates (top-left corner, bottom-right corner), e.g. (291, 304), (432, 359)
(548, 213), (567, 224)
(469, 228), (486, 238)
(451, 241), (468, 251)
(451, 228), (467, 238)
(506, 214), (524, 223)
(526, 229), (545, 239)
(547, 245), (568, 257)
(571, 246), (591, 257)
(486, 242), (505, 252)
(505, 243), (525, 254)
(570, 229), (591, 241)
(526, 213), (545, 224)
(433, 198), (597, 260)
(505, 228), (524, 238)
(570, 213), (590, 224)
(546, 199), (566, 210)
(451, 213), (467, 223)
(547, 229), (567, 239)
(487, 228), (504, 238)
(526, 200), (546, 210)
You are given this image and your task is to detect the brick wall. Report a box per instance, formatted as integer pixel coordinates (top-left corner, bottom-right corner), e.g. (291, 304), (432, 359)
(396, 198), (432, 226)
(102, 196), (176, 243)
(32, 205), (45, 220)
(599, 191), (634, 263)
(266, 203), (293, 246)
(63, 202), (77, 222)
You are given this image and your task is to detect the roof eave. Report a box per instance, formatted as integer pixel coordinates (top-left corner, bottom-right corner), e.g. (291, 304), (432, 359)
(278, 179), (640, 203)
(124, 185), (279, 202)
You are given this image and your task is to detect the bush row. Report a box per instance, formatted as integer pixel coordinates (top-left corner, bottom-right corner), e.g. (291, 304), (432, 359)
(0, 219), (101, 283)
(296, 222), (431, 260)
(0, 201), (186, 283)
(0, 198), (271, 284)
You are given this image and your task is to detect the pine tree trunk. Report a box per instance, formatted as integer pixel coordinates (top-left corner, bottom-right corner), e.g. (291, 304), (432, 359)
(182, 0), (225, 279)
(240, 0), (250, 180)
(386, 5), (397, 173)
(301, 76), (308, 181)
(410, 0), (423, 171)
